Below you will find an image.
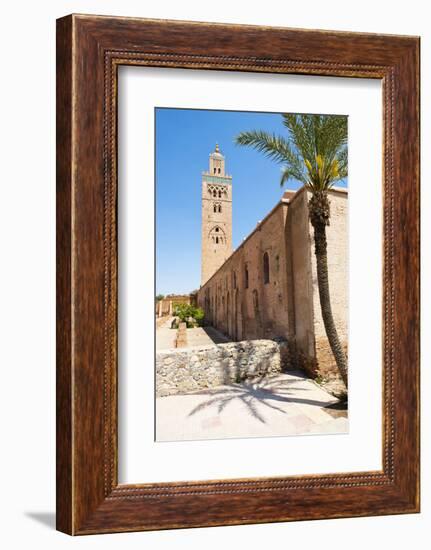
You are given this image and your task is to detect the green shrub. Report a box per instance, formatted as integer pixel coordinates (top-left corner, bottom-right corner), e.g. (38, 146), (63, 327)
(173, 303), (205, 327)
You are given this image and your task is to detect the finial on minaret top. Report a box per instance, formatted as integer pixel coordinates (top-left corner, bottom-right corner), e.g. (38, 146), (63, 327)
(208, 142), (226, 176)
(210, 143), (223, 159)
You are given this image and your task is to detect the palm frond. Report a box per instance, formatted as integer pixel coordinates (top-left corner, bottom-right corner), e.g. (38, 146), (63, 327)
(235, 130), (307, 184)
(337, 147), (348, 179)
(235, 130), (292, 163)
(236, 114), (348, 192)
(280, 167), (295, 187)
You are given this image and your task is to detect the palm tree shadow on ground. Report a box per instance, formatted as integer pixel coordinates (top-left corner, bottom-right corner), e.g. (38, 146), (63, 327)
(187, 375), (343, 424)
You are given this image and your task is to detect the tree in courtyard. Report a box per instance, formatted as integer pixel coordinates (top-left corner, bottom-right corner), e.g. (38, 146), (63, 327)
(235, 114), (348, 387)
(156, 294), (165, 302)
(174, 303), (205, 328)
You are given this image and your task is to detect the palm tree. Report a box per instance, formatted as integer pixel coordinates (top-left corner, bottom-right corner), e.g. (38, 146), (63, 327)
(235, 114), (348, 387)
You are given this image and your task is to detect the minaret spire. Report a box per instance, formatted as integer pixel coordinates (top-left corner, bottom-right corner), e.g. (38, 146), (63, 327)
(201, 144), (233, 285)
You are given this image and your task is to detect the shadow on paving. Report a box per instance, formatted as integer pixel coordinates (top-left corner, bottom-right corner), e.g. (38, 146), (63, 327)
(201, 326), (231, 344)
(187, 375), (341, 424)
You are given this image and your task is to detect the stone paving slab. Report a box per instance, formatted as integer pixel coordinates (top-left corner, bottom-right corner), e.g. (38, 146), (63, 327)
(156, 317), (176, 350)
(156, 323), (230, 351)
(184, 326), (230, 347)
(156, 371), (348, 442)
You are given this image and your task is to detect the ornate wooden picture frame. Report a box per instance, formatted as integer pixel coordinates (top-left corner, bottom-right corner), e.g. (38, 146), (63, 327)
(56, 14), (420, 535)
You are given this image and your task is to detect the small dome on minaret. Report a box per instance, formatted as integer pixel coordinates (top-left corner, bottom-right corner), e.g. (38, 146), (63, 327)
(208, 142), (226, 177)
(210, 143), (224, 159)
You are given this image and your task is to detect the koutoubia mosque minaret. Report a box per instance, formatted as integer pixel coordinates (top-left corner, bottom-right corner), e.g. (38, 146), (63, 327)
(201, 144), (233, 286)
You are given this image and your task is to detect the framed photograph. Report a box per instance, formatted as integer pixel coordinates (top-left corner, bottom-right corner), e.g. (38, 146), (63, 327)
(56, 14), (420, 534)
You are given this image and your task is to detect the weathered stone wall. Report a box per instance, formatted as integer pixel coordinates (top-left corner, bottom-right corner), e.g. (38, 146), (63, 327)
(197, 185), (348, 380)
(156, 339), (291, 397)
(157, 294), (194, 317)
(287, 187), (315, 359)
(309, 188), (348, 377)
(198, 200), (291, 343)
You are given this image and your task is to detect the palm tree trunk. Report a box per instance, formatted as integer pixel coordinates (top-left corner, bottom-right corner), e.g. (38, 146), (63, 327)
(312, 221), (348, 387)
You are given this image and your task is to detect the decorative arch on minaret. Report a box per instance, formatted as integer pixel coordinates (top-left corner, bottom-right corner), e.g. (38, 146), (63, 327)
(213, 201), (222, 213)
(209, 225), (226, 244)
(207, 184), (227, 197)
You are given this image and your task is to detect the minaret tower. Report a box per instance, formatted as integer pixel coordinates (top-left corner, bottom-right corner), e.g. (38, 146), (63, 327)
(201, 144), (233, 286)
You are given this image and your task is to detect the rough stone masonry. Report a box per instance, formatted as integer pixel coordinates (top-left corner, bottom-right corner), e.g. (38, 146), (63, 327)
(156, 339), (291, 397)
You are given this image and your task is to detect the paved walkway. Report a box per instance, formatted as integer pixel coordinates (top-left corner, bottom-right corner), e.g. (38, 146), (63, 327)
(186, 326), (230, 347)
(156, 371), (348, 442)
(155, 317), (176, 350)
(156, 322), (230, 351)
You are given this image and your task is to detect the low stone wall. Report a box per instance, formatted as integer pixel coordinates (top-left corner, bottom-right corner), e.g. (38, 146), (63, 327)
(175, 322), (187, 348)
(156, 339), (291, 397)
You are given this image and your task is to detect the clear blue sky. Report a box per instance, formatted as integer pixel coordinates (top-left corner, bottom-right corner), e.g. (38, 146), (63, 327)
(155, 108), (347, 296)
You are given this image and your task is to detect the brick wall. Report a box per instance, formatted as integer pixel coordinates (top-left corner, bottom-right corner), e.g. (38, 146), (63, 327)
(197, 185), (348, 379)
